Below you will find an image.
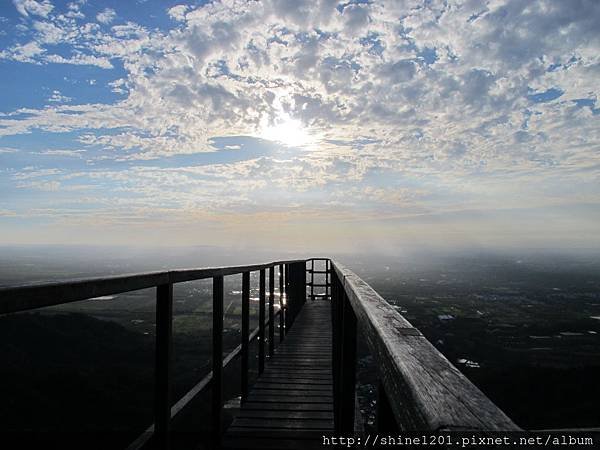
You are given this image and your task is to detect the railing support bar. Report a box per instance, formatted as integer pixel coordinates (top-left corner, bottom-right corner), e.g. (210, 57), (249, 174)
(212, 276), (224, 444)
(376, 380), (399, 432)
(279, 264), (284, 341)
(339, 290), (357, 432)
(268, 266), (275, 357)
(241, 271), (250, 402)
(258, 269), (266, 374)
(154, 283), (173, 450)
(331, 271), (342, 431)
(284, 264), (290, 331)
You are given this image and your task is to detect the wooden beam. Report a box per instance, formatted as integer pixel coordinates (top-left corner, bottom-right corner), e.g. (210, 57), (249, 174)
(330, 261), (520, 431)
(0, 259), (306, 315)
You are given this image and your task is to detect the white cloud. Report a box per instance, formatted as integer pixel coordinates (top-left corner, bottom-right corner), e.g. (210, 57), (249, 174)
(96, 8), (116, 25)
(0, 147), (19, 153)
(36, 149), (85, 157)
(44, 53), (113, 68)
(167, 5), (189, 22)
(13, 0), (53, 18)
(47, 90), (72, 103)
(0, 0), (599, 227)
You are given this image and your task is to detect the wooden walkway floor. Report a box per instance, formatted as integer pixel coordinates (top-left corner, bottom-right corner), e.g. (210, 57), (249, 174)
(222, 301), (333, 449)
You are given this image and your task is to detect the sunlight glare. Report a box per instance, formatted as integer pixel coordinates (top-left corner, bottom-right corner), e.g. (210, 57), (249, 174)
(260, 115), (313, 148)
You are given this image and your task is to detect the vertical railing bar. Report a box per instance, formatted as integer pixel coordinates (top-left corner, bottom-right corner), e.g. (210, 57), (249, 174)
(339, 287), (357, 432)
(284, 264), (290, 331)
(268, 265), (275, 357)
(258, 269), (266, 374)
(279, 263), (284, 341)
(155, 283), (173, 450)
(212, 275), (224, 444)
(331, 271), (340, 431)
(241, 271), (250, 402)
(310, 258), (314, 301)
(376, 380), (400, 432)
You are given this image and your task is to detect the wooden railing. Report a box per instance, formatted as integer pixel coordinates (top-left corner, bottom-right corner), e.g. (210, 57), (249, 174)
(0, 257), (522, 448)
(0, 259), (308, 449)
(330, 260), (520, 432)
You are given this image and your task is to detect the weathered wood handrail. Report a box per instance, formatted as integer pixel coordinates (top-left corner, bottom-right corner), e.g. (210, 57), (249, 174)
(330, 260), (520, 432)
(0, 260), (305, 315)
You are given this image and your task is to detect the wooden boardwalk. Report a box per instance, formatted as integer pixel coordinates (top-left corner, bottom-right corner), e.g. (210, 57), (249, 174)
(222, 301), (333, 449)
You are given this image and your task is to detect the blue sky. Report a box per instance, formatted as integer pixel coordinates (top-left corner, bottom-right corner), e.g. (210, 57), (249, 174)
(0, 0), (599, 253)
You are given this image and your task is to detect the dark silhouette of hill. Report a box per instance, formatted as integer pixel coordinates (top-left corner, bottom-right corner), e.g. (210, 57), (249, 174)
(0, 312), (154, 447)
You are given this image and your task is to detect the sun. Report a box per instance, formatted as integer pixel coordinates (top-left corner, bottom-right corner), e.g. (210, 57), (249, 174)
(260, 115), (313, 148)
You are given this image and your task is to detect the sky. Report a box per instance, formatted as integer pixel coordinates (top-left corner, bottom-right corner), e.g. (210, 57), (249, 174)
(0, 0), (599, 254)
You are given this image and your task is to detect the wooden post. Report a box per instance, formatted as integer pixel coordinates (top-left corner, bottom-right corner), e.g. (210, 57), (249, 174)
(279, 263), (284, 341)
(287, 262), (306, 329)
(284, 264), (290, 331)
(331, 272), (340, 431)
(258, 269), (265, 374)
(268, 266), (275, 358)
(310, 259), (314, 301)
(212, 276), (224, 443)
(241, 271), (250, 402)
(339, 292), (357, 432)
(376, 380), (399, 432)
(155, 283), (173, 450)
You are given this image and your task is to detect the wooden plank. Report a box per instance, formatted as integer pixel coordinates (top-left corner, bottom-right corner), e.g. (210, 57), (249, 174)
(246, 395), (332, 403)
(254, 383), (331, 391)
(250, 389), (333, 397)
(255, 378), (332, 386)
(231, 418), (333, 429)
(223, 302), (333, 449)
(222, 437), (325, 450)
(241, 402), (332, 412)
(225, 429), (326, 439)
(237, 410), (333, 420)
(331, 261), (520, 431)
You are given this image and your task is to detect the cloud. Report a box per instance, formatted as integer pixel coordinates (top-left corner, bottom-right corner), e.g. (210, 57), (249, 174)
(0, 0), (599, 241)
(96, 8), (116, 25)
(167, 5), (189, 22)
(47, 90), (72, 103)
(35, 149), (85, 157)
(13, 0), (53, 18)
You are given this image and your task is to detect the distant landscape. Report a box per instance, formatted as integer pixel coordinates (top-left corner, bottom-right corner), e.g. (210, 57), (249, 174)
(1, 245), (599, 447)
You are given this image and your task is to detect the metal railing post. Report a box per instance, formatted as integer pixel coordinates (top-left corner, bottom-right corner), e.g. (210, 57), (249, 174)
(155, 283), (173, 450)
